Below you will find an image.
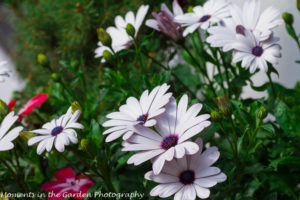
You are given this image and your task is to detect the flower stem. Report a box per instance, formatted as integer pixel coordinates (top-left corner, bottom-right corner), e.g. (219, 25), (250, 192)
(0, 157), (26, 192)
(181, 44), (217, 97)
(57, 151), (96, 183)
(71, 149), (103, 178)
(267, 72), (277, 98)
(218, 122), (235, 157)
(142, 51), (199, 100)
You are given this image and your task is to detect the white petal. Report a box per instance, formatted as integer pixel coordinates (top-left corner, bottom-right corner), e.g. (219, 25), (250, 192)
(194, 184), (210, 199)
(145, 171), (178, 183)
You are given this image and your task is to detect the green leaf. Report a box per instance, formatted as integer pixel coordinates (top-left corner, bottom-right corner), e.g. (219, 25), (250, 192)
(270, 156), (300, 171)
(173, 64), (201, 88)
(285, 23), (298, 41)
(89, 119), (103, 148)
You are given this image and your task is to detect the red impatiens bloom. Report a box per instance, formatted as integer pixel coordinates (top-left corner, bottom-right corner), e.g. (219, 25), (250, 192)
(7, 99), (16, 112)
(8, 93), (48, 121)
(18, 93), (48, 116)
(42, 168), (94, 200)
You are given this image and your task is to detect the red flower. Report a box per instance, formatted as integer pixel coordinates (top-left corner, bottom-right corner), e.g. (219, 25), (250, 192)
(42, 168), (94, 200)
(7, 99), (16, 112)
(18, 93), (48, 116)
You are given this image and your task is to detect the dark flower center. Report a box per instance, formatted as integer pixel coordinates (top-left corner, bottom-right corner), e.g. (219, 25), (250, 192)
(179, 170), (195, 185)
(199, 15), (211, 22)
(51, 126), (64, 136)
(236, 25), (246, 36)
(161, 134), (178, 150)
(252, 46), (264, 57)
(137, 113), (148, 124)
(71, 181), (76, 186)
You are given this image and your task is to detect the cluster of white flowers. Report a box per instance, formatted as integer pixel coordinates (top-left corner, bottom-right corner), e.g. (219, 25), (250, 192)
(95, 0), (283, 74)
(102, 84), (226, 199)
(0, 104), (84, 154)
(206, 0), (283, 73)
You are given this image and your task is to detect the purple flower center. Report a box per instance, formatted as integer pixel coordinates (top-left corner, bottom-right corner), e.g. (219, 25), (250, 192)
(236, 25), (246, 36)
(199, 15), (211, 22)
(137, 113), (148, 124)
(252, 46), (264, 57)
(179, 170), (195, 185)
(161, 134), (178, 150)
(51, 126), (64, 136)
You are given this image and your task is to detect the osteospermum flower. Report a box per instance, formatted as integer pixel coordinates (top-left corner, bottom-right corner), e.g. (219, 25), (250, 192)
(175, 0), (230, 36)
(0, 112), (23, 151)
(28, 106), (84, 154)
(146, 0), (183, 41)
(42, 168), (94, 200)
(145, 138), (226, 200)
(122, 95), (211, 175)
(207, 0), (283, 50)
(95, 5), (149, 62)
(0, 61), (12, 83)
(102, 83), (172, 142)
(232, 28), (281, 73)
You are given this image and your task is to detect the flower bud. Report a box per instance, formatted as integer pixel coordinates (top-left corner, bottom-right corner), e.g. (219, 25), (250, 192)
(297, 0), (300, 11)
(126, 23), (136, 38)
(51, 73), (59, 81)
(257, 106), (267, 120)
(0, 99), (9, 120)
(210, 110), (222, 122)
(37, 53), (48, 66)
(187, 6), (193, 13)
(97, 28), (112, 47)
(103, 50), (113, 63)
(80, 139), (89, 152)
(282, 12), (294, 25)
(19, 131), (35, 142)
(215, 95), (232, 117)
(71, 101), (82, 114)
(71, 59), (79, 70)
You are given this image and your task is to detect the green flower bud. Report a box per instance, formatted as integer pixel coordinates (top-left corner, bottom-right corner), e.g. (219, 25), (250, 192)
(97, 28), (112, 47)
(187, 6), (193, 13)
(37, 53), (48, 66)
(215, 95), (232, 117)
(71, 101), (82, 114)
(19, 131), (35, 142)
(70, 59), (79, 70)
(282, 12), (294, 25)
(297, 0), (300, 11)
(103, 50), (113, 63)
(126, 23), (136, 38)
(0, 99), (9, 120)
(211, 110), (222, 122)
(51, 73), (59, 81)
(257, 106), (267, 120)
(80, 139), (89, 152)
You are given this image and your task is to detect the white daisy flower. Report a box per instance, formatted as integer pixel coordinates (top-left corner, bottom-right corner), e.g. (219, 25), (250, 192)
(146, 0), (183, 41)
(175, 0), (230, 36)
(0, 112), (23, 151)
(95, 5), (149, 62)
(122, 95), (211, 175)
(102, 83), (172, 142)
(0, 61), (12, 83)
(28, 106), (84, 155)
(207, 0), (283, 50)
(232, 28), (281, 73)
(145, 138), (226, 200)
